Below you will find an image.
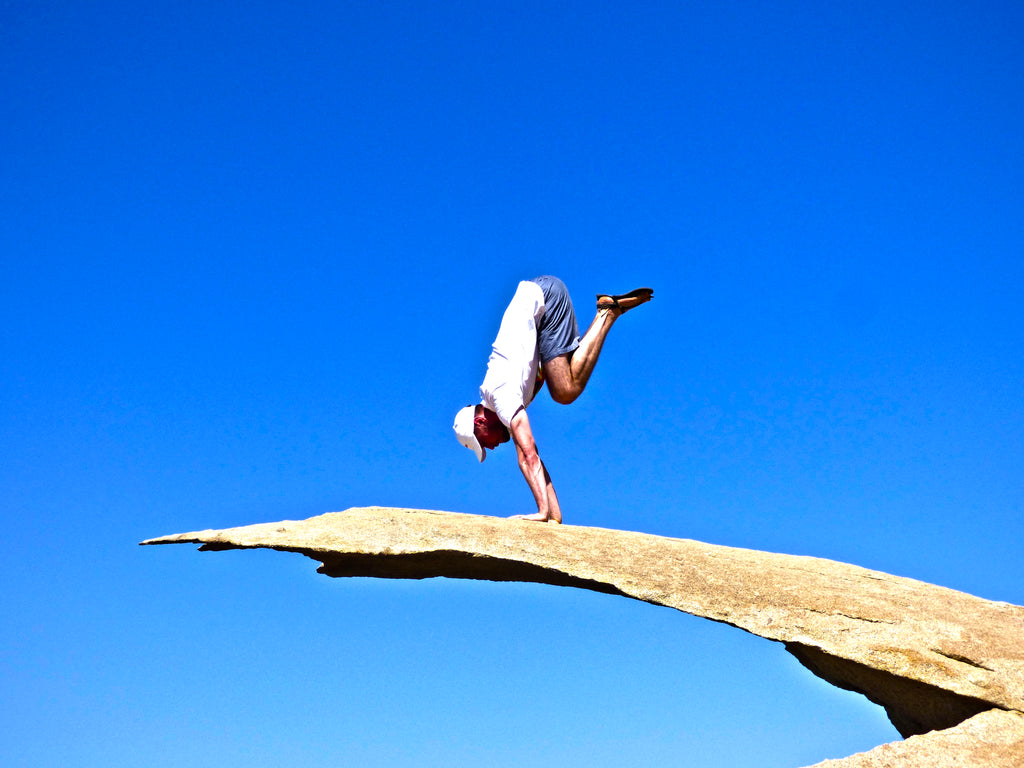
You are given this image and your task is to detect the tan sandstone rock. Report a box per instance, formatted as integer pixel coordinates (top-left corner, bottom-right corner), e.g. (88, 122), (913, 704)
(142, 506), (1024, 767)
(807, 708), (1024, 767)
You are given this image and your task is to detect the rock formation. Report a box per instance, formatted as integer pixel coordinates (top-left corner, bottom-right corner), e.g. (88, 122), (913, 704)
(142, 507), (1024, 767)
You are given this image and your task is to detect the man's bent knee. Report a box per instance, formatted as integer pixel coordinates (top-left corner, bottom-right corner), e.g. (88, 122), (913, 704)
(548, 383), (581, 405)
(542, 355), (582, 405)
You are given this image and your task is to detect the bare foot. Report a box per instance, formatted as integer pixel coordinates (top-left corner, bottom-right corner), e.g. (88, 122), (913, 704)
(596, 287), (653, 315)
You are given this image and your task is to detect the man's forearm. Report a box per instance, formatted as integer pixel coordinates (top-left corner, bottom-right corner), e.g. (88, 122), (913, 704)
(508, 409), (560, 522)
(518, 451), (550, 517)
(540, 466), (562, 523)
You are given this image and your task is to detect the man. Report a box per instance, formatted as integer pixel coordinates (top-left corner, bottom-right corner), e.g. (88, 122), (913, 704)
(454, 275), (652, 523)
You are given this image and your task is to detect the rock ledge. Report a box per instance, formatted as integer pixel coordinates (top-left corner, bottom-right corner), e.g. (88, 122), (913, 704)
(142, 507), (1024, 767)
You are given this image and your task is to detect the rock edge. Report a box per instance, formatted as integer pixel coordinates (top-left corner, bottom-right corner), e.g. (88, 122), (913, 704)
(142, 506), (1024, 767)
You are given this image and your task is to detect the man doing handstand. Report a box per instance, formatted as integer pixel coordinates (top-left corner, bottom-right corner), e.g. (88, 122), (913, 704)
(453, 275), (652, 523)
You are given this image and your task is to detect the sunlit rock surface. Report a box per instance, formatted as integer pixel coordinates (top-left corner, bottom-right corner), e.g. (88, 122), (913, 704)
(808, 709), (1024, 767)
(142, 506), (1024, 767)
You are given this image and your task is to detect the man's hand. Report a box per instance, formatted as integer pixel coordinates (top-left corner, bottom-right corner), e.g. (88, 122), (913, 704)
(508, 409), (562, 523)
(509, 511), (560, 522)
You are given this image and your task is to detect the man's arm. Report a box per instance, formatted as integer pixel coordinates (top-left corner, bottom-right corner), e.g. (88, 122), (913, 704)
(507, 408), (562, 523)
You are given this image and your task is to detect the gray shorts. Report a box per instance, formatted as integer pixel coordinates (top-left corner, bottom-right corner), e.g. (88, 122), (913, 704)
(530, 275), (580, 364)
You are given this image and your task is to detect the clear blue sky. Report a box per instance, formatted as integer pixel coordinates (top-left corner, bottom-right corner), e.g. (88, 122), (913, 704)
(2, 1), (1022, 766)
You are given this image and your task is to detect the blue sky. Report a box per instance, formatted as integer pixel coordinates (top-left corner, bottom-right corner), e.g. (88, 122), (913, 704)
(2, 1), (1022, 766)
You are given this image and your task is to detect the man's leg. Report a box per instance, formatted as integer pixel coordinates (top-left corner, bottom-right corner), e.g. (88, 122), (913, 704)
(543, 306), (617, 404)
(544, 284), (654, 403)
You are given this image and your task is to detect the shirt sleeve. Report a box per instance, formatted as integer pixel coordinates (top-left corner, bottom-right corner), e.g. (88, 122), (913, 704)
(479, 282), (544, 427)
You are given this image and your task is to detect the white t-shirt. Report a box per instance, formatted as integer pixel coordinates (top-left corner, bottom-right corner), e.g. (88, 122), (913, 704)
(479, 281), (545, 427)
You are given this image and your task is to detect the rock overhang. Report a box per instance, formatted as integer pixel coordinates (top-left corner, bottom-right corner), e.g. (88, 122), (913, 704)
(142, 506), (1024, 767)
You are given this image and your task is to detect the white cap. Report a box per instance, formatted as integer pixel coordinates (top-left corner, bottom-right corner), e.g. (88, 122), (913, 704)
(453, 405), (485, 463)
